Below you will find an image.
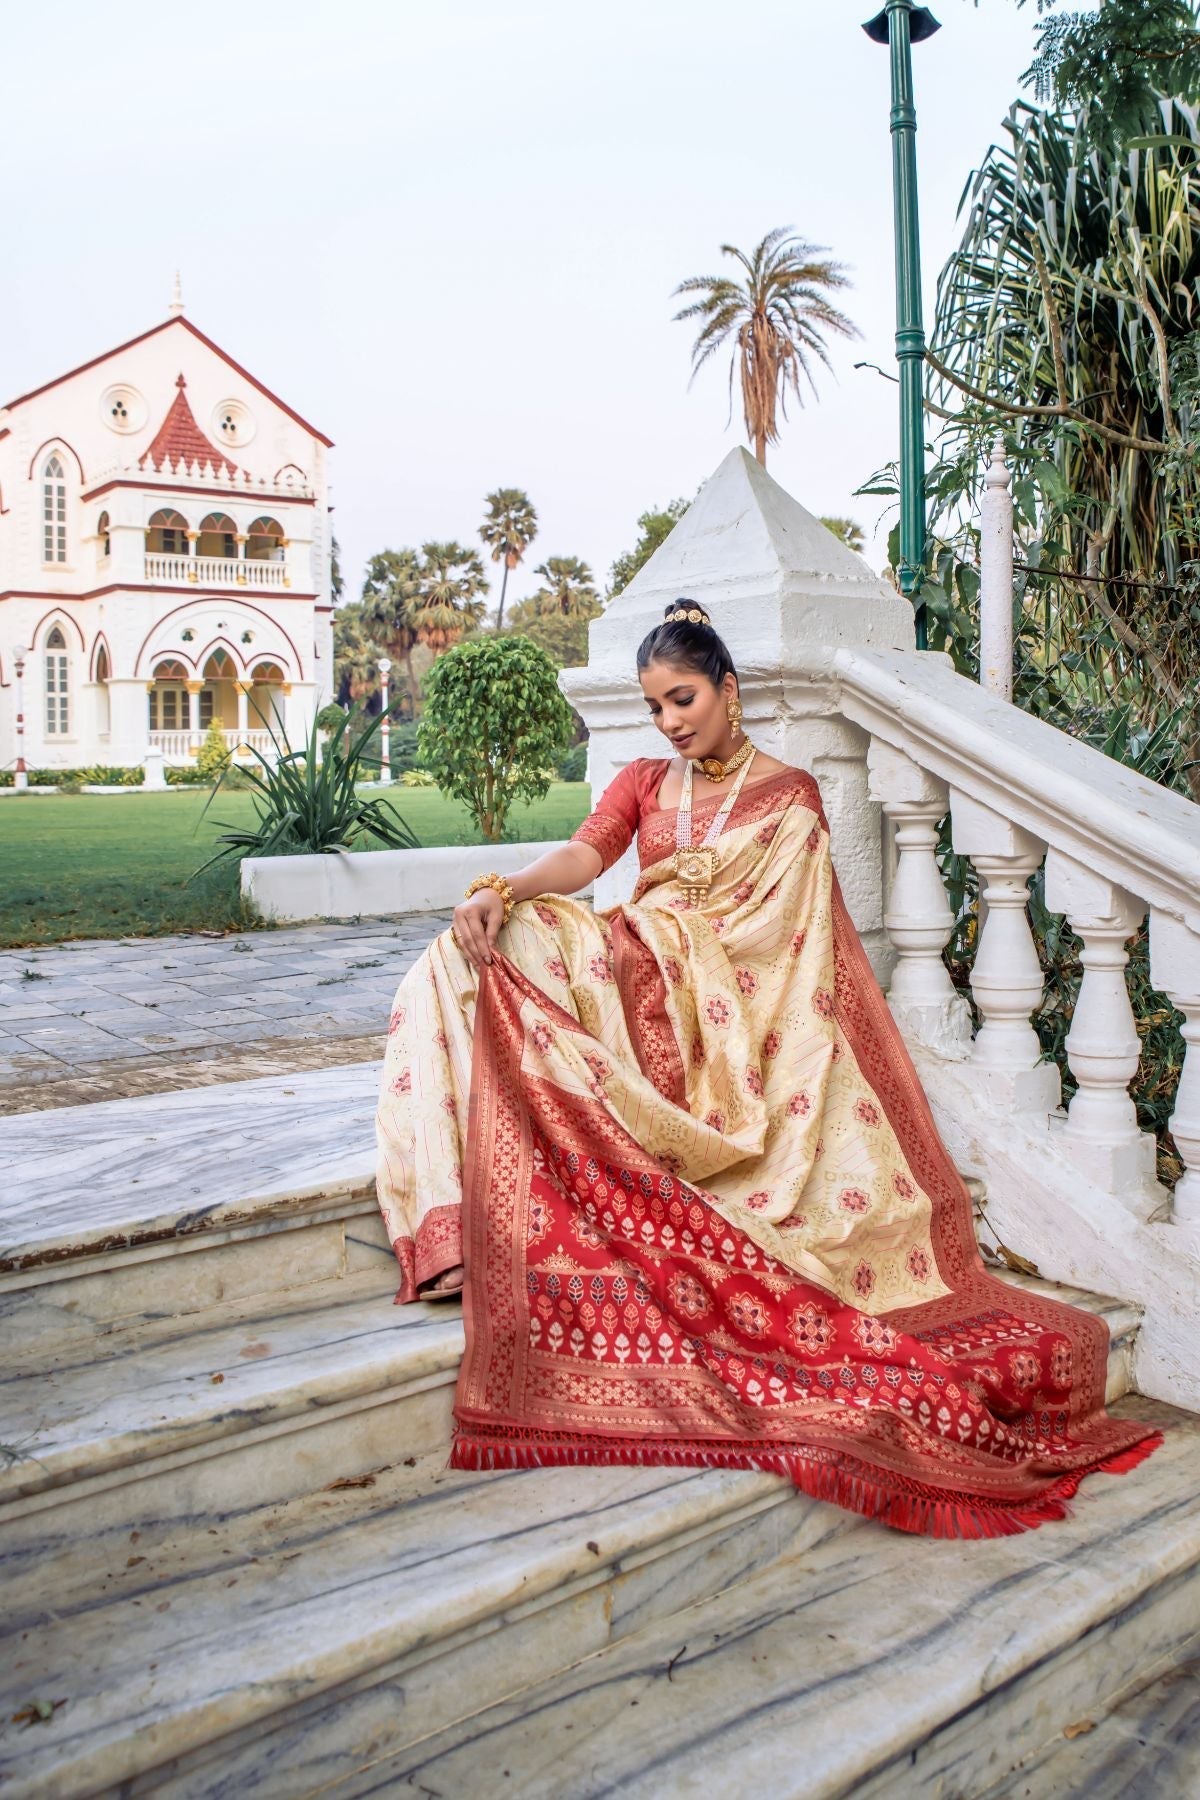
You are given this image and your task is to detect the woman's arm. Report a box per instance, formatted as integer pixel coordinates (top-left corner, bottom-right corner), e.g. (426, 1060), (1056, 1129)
(451, 841), (602, 969)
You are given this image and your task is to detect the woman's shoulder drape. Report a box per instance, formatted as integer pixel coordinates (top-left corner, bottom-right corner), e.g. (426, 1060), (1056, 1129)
(570, 757), (670, 873)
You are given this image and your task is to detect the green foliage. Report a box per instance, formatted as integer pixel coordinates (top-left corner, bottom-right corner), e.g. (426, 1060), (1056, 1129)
(997, 0), (1200, 146)
(608, 499), (689, 598)
(0, 765), (147, 788)
(556, 742), (588, 782)
(400, 767), (436, 787)
(818, 515), (866, 553)
(195, 721), (233, 784)
(506, 556), (603, 669)
(164, 766), (207, 786)
(419, 636), (574, 842)
(480, 488), (538, 632)
(316, 702), (348, 735)
(333, 599), (386, 706)
(197, 711), (420, 868)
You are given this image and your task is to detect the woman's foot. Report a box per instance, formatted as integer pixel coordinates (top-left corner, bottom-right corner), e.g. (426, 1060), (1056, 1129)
(420, 1264), (465, 1302)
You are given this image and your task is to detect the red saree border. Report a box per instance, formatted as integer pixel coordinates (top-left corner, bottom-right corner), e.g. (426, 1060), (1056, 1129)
(610, 912), (686, 1106)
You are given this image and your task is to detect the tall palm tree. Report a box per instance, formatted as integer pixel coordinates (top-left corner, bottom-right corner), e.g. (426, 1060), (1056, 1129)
(674, 228), (860, 466)
(411, 541), (488, 655)
(530, 555), (598, 617)
(332, 603), (384, 706)
(480, 488), (538, 632)
(361, 548), (422, 711)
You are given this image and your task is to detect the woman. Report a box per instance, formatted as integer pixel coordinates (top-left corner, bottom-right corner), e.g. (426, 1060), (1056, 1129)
(376, 602), (1159, 1537)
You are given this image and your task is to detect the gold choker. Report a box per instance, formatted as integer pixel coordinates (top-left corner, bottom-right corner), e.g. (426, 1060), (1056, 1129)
(696, 736), (755, 783)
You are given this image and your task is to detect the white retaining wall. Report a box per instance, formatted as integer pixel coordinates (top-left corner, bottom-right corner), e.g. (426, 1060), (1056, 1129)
(240, 842), (572, 923)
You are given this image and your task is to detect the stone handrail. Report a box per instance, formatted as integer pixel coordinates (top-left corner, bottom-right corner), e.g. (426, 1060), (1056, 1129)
(144, 553), (288, 588)
(823, 643), (1200, 1227)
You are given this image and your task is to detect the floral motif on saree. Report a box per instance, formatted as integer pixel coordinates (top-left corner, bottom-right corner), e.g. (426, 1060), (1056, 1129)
(376, 758), (1160, 1537)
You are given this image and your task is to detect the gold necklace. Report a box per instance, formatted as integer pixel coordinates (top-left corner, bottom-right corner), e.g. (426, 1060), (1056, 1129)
(673, 750), (758, 906)
(698, 735), (755, 784)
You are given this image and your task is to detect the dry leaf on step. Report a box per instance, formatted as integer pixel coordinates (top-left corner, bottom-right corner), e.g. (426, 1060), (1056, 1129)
(1063, 1719), (1096, 1739)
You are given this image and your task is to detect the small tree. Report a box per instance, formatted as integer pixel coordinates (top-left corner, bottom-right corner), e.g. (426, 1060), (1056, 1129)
(419, 636), (573, 842)
(195, 720), (233, 784)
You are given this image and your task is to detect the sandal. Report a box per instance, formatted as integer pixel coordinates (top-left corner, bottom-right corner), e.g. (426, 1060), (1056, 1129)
(420, 1268), (465, 1304)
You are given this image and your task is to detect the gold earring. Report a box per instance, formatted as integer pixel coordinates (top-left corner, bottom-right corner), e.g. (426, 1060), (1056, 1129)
(727, 696), (743, 737)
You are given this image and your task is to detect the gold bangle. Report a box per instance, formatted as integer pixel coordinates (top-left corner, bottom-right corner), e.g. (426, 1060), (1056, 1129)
(464, 872), (516, 924)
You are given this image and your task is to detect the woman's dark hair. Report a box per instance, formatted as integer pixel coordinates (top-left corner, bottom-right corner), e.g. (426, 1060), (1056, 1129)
(636, 599), (738, 687)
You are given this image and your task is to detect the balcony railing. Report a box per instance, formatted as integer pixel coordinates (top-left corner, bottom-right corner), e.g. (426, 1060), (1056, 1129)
(144, 553), (289, 588)
(149, 728), (277, 762)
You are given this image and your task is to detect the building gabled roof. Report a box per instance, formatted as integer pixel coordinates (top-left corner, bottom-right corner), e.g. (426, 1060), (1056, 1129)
(139, 374), (239, 478)
(1, 315), (334, 447)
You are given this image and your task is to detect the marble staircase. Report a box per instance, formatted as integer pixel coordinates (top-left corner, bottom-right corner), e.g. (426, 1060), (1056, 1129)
(1, 1066), (1196, 1796)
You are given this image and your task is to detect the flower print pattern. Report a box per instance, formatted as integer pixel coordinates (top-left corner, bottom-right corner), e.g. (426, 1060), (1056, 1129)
(790, 930), (807, 957)
(812, 988), (835, 1020)
(805, 825), (822, 853)
(787, 1090), (812, 1117)
(543, 956), (569, 984)
(531, 1022), (554, 1054)
(852, 1261), (876, 1299)
(705, 995), (732, 1029)
(762, 1029), (782, 1059)
(704, 1110), (726, 1132)
(390, 1068), (412, 1095)
(662, 956), (684, 987)
(854, 1316), (899, 1356)
(789, 1301), (834, 1356)
(533, 902), (561, 930)
(744, 1066), (764, 1098)
(853, 1098), (881, 1127)
(838, 1187), (871, 1214)
(588, 954), (614, 983)
(727, 1291), (768, 1336)
(743, 1190), (772, 1212)
(669, 1273), (710, 1320)
(388, 1005), (407, 1034)
(893, 1171), (916, 1201)
(735, 966), (758, 997)
(906, 1246), (931, 1283)
(690, 1034), (706, 1068)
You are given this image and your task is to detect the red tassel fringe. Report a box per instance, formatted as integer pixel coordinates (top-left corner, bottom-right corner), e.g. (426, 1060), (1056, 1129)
(448, 1428), (1163, 1542)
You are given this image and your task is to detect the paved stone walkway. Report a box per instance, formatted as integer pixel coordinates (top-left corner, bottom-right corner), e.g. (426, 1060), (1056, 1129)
(0, 915), (451, 1113)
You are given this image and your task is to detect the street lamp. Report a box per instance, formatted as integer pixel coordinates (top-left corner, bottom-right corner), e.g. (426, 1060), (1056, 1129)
(863, 0), (940, 650)
(12, 644), (29, 792)
(377, 657), (392, 785)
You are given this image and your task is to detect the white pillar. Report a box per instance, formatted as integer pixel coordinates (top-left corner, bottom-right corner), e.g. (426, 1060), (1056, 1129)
(185, 680), (202, 750)
(107, 678), (153, 766)
(1149, 913), (1200, 1230)
(979, 436), (1014, 701)
(143, 745), (167, 790)
(235, 681), (250, 747)
(867, 739), (971, 1056)
(1044, 850), (1158, 1205)
(11, 647), (29, 789)
(378, 656), (393, 784)
(950, 791), (1059, 1111)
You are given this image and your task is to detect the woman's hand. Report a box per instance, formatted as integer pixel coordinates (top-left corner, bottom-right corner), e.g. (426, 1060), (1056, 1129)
(451, 889), (505, 969)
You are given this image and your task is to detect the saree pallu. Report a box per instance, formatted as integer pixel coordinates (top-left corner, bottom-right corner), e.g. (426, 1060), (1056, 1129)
(376, 764), (1160, 1538)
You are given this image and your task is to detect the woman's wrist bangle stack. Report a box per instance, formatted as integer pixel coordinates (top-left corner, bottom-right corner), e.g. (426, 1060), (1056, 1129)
(464, 872), (516, 924)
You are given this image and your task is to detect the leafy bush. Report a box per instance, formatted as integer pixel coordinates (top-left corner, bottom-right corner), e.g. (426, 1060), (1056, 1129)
(316, 702), (348, 736)
(0, 765), (146, 787)
(556, 742), (588, 782)
(197, 709), (419, 869)
(165, 767), (208, 786)
(195, 722), (233, 784)
(400, 767), (436, 787)
(418, 636), (574, 841)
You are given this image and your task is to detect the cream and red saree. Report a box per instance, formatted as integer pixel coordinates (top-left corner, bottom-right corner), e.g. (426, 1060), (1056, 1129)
(376, 759), (1159, 1537)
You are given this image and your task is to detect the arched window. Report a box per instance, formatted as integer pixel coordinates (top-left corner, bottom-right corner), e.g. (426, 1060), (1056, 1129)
(147, 508), (189, 556)
(246, 517), (285, 562)
(198, 513), (238, 559)
(95, 643), (110, 682)
(42, 455), (66, 563)
(148, 657), (189, 731)
(97, 511), (111, 557)
(45, 626), (69, 734)
(95, 642), (111, 735)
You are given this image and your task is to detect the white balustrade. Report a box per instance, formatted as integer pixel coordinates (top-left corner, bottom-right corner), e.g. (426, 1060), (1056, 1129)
(143, 553), (287, 588)
(979, 436), (1014, 700)
(867, 738), (971, 1056)
(1044, 850), (1157, 1207)
(1150, 914), (1200, 1230)
(148, 726), (278, 763)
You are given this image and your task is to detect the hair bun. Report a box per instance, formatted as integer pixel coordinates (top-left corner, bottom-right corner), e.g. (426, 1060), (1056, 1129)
(664, 600), (712, 627)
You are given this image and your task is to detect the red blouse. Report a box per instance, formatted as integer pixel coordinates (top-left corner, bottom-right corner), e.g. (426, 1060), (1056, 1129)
(570, 758), (670, 874)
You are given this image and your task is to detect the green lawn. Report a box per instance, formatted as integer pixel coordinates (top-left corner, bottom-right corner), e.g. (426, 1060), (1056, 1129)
(0, 784), (591, 947)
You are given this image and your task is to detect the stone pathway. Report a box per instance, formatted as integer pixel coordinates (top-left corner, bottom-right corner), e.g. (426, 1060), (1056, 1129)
(0, 915), (451, 1114)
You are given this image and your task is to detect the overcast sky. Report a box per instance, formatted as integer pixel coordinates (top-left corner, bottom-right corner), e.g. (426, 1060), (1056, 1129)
(4, 0), (1052, 608)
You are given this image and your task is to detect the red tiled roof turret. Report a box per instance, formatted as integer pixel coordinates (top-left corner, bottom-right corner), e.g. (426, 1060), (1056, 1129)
(138, 373), (239, 478)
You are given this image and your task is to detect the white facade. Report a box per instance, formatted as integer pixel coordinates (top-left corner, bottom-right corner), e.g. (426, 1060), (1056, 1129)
(0, 305), (334, 775)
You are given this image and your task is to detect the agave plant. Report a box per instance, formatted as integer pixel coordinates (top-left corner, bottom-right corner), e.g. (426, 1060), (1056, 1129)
(195, 708), (419, 872)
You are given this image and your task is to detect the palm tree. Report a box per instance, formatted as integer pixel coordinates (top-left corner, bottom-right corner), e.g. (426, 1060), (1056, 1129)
(480, 488), (538, 632)
(411, 541), (488, 655)
(819, 516), (866, 554)
(332, 603), (384, 706)
(674, 228), (860, 466)
(361, 548), (422, 711)
(530, 555), (598, 617)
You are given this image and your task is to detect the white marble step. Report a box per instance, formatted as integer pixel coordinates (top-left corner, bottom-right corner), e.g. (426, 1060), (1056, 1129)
(0, 1451), (824, 1798)
(0, 1061), (388, 1360)
(337, 1396), (1194, 1800)
(984, 1645), (1200, 1797)
(0, 1274), (461, 1571)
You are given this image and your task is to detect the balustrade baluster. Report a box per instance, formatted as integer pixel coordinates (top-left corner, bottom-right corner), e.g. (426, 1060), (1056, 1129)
(950, 792), (1059, 1110)
(867, 740), (971, 1056)
(1150, 914), (1200, 1229)
(1044, 851), (1158, 1206)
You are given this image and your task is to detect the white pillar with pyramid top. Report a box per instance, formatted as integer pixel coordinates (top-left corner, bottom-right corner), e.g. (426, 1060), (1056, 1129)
(560, 449), (914, 982)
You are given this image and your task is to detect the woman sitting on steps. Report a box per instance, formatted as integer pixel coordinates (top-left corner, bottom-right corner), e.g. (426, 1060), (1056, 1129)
(375, 600), (1160, 1538)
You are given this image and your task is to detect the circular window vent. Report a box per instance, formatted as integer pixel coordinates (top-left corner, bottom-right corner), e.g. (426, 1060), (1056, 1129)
(100, 383), (148, 435)
(212, 398), (256, 448)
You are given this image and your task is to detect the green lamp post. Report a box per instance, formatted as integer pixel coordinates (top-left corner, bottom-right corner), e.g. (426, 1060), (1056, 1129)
(863, 1), (940, 649)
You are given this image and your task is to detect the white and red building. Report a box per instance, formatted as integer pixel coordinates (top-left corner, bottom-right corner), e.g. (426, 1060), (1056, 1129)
(0, 294), (334, 779)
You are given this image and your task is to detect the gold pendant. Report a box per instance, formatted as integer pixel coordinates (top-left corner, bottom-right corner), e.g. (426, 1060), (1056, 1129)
(673, 844), (717, 905)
